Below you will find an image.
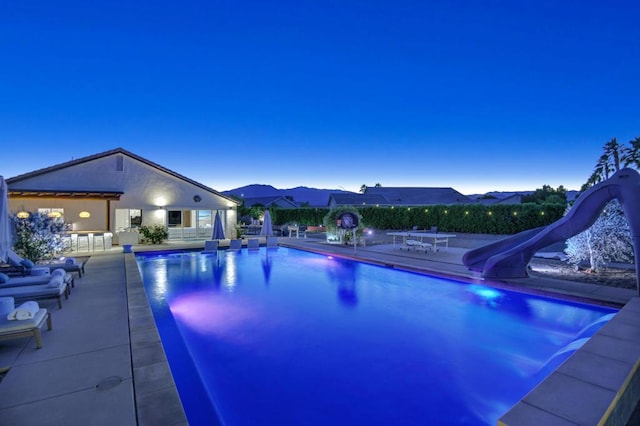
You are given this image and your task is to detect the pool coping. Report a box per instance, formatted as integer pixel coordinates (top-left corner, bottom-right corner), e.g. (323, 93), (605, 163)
(128, 241), (639, 425)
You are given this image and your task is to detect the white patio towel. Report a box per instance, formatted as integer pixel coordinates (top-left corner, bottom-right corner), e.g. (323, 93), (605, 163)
(7, 301), (40, 320)
(48, 275), (64, 288)
(51, 268), (66, 277)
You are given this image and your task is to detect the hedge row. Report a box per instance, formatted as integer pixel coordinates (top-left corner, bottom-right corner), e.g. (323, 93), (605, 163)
(271, 203), (566, 235)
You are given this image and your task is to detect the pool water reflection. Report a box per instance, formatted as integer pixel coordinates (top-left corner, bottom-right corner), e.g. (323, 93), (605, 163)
(136, 248), (617, 426)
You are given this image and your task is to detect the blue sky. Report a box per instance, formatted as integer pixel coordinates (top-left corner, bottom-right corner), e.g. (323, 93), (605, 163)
(1, 1), (638, 194)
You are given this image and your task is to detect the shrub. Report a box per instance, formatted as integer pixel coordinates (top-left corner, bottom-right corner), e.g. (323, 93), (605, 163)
(139, 225), (168, 244)
(11, 212), (71, 261)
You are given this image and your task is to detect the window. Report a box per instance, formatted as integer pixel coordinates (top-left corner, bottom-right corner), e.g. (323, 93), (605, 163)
(168, 210), (182, 227)
(115, 208), (143, 231)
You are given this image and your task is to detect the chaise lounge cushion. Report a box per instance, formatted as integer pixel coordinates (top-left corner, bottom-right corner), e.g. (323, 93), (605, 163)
(0, 308), (52, 348)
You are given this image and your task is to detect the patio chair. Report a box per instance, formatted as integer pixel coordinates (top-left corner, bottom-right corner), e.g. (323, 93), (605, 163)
(266, 236), (279, 249)
(9, 250), (85, 278)
(228, 239), (242, 252)
(0, 270), (74, 291)
(0, 306), (52, 349)
(202, 240), (219, 254)
(0, 279), (69, 309)
(6, 249), (35, 276)
(38, 257), (86, 278)
(247, 238), (260, 250)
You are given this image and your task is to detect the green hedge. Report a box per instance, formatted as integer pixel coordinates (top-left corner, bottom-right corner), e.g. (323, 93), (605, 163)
(271, 203), (565, 235)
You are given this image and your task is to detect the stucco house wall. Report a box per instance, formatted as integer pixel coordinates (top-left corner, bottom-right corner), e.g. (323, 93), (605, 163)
(7, 148), (239, 241)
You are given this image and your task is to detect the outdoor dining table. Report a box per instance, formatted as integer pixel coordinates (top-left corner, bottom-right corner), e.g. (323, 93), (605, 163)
(386, 231), (456, 252)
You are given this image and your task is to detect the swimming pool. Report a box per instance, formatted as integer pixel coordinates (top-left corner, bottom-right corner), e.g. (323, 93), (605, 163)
(136, 247), (617, 426)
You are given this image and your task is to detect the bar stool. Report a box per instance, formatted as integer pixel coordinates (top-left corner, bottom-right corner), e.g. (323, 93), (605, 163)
(60, 234), (73, 252)
(93, 233), (105, 251)
(76, 234), (90, 252)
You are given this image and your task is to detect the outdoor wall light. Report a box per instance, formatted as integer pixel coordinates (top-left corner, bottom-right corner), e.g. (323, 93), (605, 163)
(79, 211), (91, 218)
(48, 211), (62, 218)
(16, 211), (30, 219)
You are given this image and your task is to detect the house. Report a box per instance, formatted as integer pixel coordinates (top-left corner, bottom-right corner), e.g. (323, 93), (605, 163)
(475, 194), (523, 205)
(327, 193), (389, 208)
(239, 196), (299, 209)
(6, 148), (240, 244)
(328, 187), (475, 207)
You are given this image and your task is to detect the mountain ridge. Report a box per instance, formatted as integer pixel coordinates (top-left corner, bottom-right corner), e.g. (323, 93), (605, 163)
(223, 185), (579, 206)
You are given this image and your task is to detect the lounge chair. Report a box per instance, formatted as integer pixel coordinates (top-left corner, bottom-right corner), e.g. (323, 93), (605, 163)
(0, 307), (52, 349)
(202, 240), (219, 254)
(228, 239), (242, 252)
(6, 250), (35, 276)
(247, 238), (260, 250)
(0, 270), (75, 291)
(8, 250), (85, 278)
(0, 280), (69, 309)
(38, 257), (86, 278)
(266, 236), (279, 249)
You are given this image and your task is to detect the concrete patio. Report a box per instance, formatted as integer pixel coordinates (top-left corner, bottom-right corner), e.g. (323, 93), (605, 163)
(0, 236), (638, 425)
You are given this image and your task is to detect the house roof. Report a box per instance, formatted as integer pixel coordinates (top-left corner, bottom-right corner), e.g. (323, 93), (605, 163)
(328, 193), (390, 206)
(8, 189), (124, 200)
(6, 147), (240, 205)
(364, 187), (475, 205)
(476, 194), (523, 205)
(241, 196), (299, 208)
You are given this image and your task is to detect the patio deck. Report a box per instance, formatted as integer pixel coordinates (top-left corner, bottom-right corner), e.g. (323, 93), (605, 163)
(0, 236), (638, 425)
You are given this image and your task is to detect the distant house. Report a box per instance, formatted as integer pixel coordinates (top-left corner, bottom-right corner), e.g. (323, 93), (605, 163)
(6, 148), (240, 243)
(329, 187), (475, 207)
(327, 193), (389, 208)
(240, 196), (299, 209)
(475, 194), (523, 205)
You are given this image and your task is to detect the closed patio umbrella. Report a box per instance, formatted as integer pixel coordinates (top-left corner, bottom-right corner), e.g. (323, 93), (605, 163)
(0, 176), (11, 263)
(211, 211), (225, 240)
(260, 210), (273, 236)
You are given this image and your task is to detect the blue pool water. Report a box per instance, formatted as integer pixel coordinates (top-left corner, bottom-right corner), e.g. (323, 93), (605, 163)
(136, 247), (617, 426)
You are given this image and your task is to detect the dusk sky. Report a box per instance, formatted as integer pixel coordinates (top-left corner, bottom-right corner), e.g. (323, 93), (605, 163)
(1, 1), (638, 194)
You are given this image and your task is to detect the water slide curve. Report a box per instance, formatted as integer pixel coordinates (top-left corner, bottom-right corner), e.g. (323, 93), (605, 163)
(462, 168), (640, 288)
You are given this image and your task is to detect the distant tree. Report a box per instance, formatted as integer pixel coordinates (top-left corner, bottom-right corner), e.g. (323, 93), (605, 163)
(521, 185), (567, 204)
(285, 195), (295, 202)
(374, 183), (382, 187)
(360, 184), (367, 193)
(565, 200), (634, 273)
(300, 201), (310, 207)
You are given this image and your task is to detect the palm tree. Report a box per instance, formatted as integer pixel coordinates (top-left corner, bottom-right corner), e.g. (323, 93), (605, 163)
(583, 138), (623, 189)
(622, 136), (640, 169)
(604, 137), (621, 173)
